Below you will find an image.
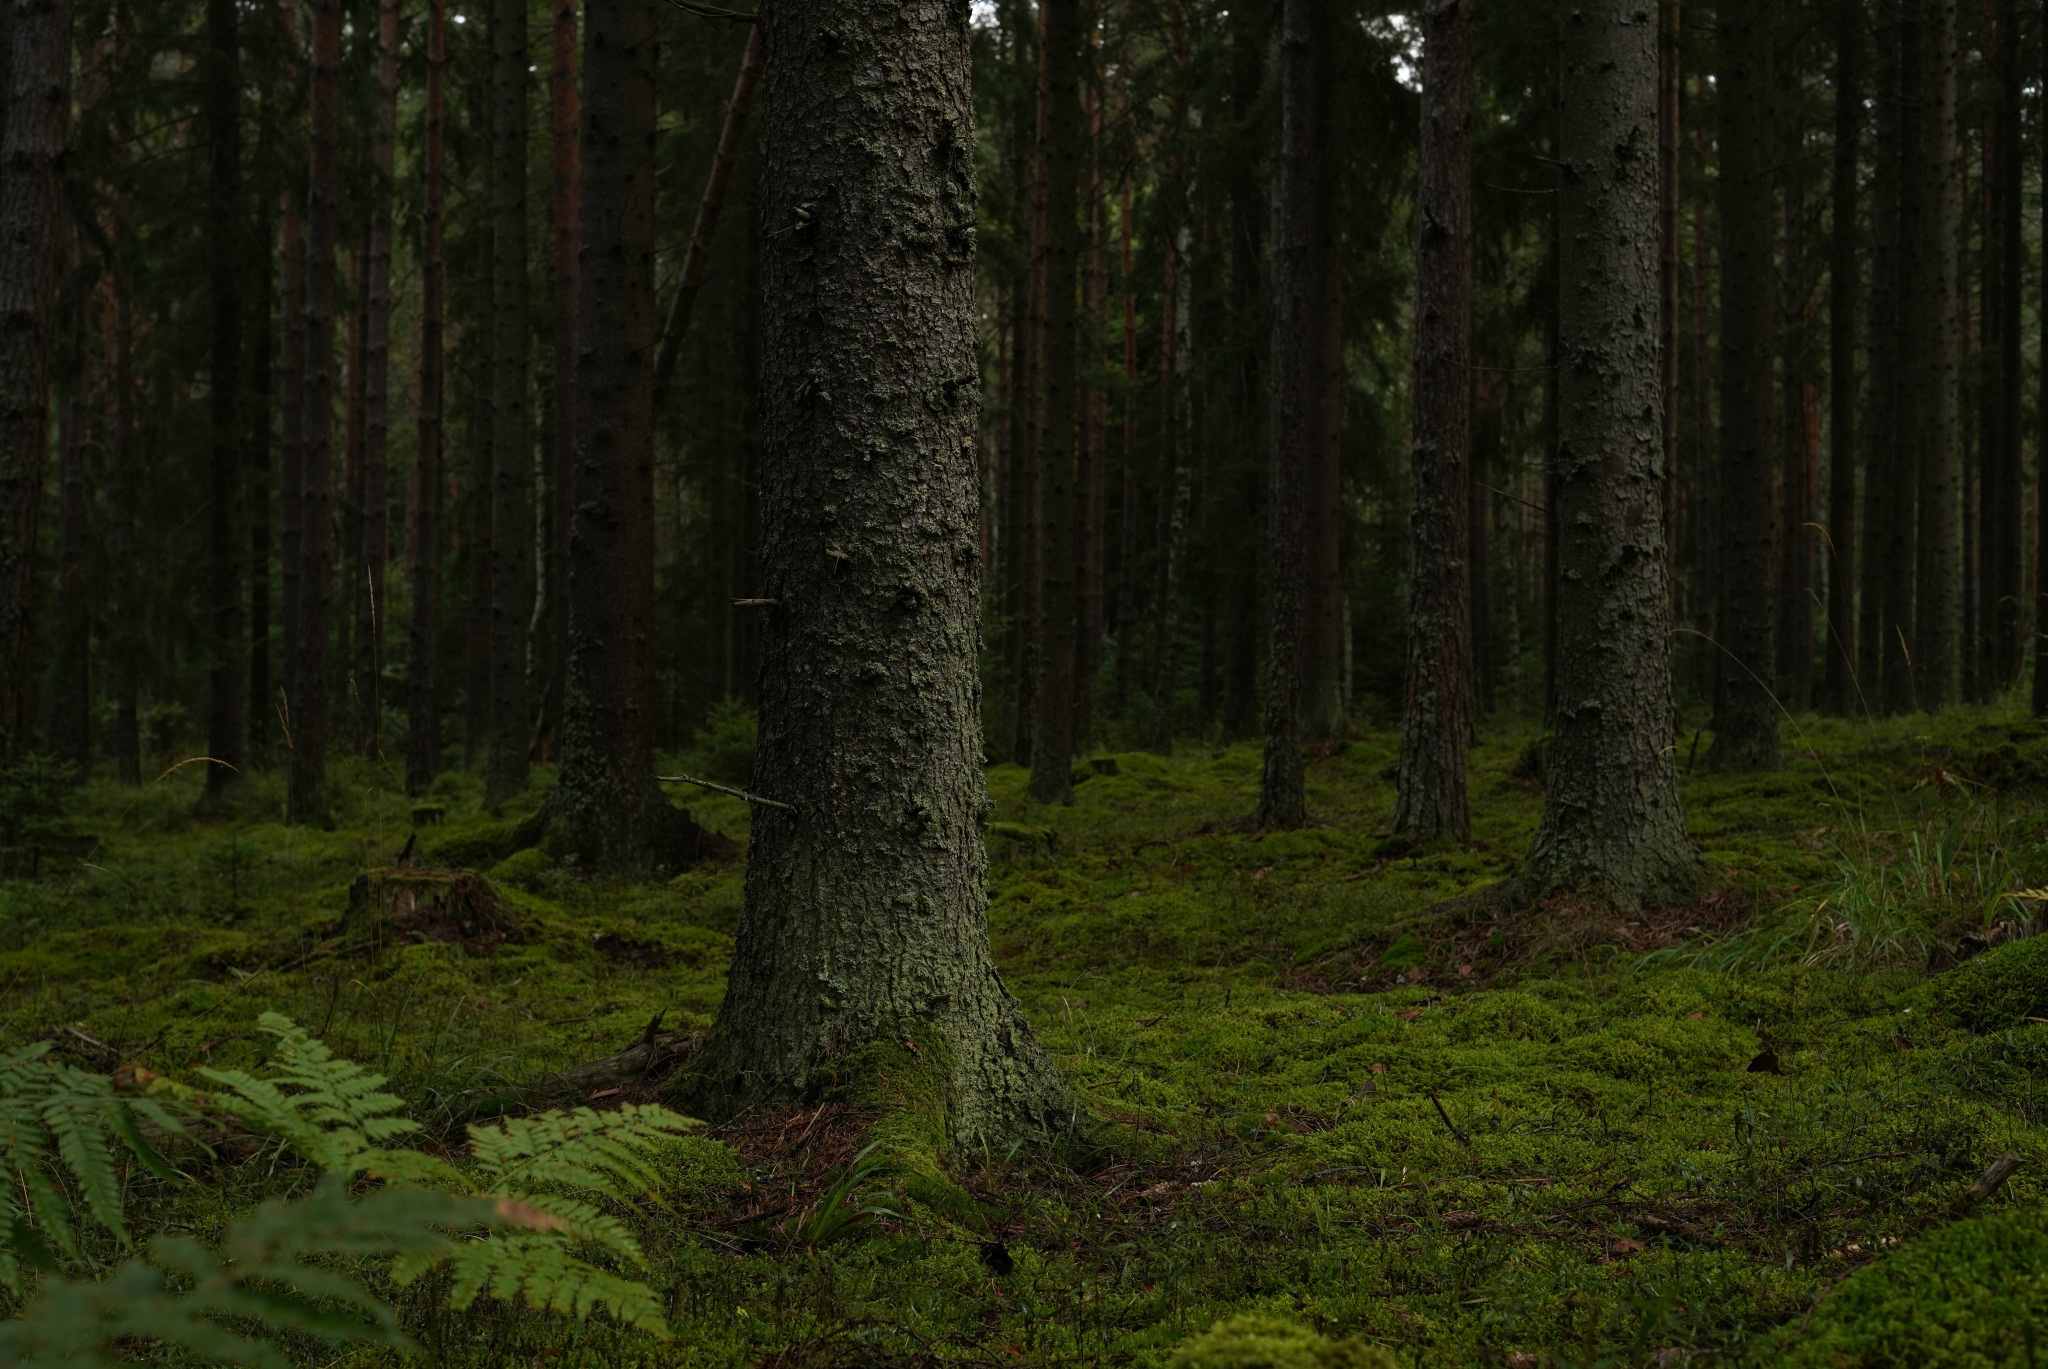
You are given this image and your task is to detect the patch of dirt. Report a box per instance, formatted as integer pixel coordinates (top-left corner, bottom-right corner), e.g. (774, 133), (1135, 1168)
(589, 929), (674, 968)
(702, 1102), (879, 1234)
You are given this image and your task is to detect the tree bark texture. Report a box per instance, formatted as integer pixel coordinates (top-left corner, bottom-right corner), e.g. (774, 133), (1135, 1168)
(1258, 0), (1322, 830)
(291, 0), (341, 822)
(1907, 0), (1960, 709)
(1981, 0), (2021, 692)
(407, 0), (448, 796)
(1392, 0), (1473, 845)
(690, 0), (1070, 1142)
(247, 186), (275, 762)
(548, 0), (578, 750)
(486, 0), (531, 804)
(1868, 2), (1911, 712)
(201, 0), (245, 803)
(0, 0), (71, 762)
(1775, 40), (1813, 715)
(1009, 21), (1049, 768)
(354, 0), (399, 757)
(1301, 73), (1344, 744)
(279, 185), (305, 759)
(545, 0), (723, 872)
(1709, 0), (1779, 770)
(1510, 0), (1701, 911)
(1027, 0), (1082, 805)
(1822, 0), (1861, 715)
(465, 225), (494, 766)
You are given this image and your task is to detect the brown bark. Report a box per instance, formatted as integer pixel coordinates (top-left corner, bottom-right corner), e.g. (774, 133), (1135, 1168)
(485, 0), (531, 805)
(1709, 0), (1780, 770)
(407, 0), (449, 796)
(1821, 0), (1861, 714)
(1503, 0), (1701, 911)
(0, 0), (71, 760)
(1392, 0), (1474, 845)
(1259, 0), (1322, 829)
(651, 25), (759, 417)
(290, 0), (340, 822)
(687, 0), (1069, 1140)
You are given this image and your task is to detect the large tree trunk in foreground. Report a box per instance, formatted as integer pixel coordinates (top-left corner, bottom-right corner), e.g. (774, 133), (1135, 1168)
(1502, 0), (1701, 911)
(407, 0), (448, 796)
(1027, 0), (1082, 805)
(0, 0), (71, 762)
(538, 0), (724, 872)
(291, 0), (341, 822)
(1391, 0), (1473, 845)
(1257, 0), (1322, 830)
(1708, 0), (1779, 770)
(486, 0), (531, 805)
(688, 0), (1069, 1142)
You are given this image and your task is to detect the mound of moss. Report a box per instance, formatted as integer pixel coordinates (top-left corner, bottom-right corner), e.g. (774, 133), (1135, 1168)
(1771, 1209), (2048, 1367)
(1169, 1315), (1397, 1369)
(1930, 935), (2048, 1033)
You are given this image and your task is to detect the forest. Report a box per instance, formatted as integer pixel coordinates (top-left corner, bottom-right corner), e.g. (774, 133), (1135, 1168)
(1, 0), (2047, 1363)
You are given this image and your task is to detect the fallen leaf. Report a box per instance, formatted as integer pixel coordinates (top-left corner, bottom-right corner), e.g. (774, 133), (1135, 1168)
(1686, 1012), (1704, 1020)
(1371, 1062), (1388, 1075)
(1400, 1010), (1424, 1022)
(1252, 866), (1273, 881)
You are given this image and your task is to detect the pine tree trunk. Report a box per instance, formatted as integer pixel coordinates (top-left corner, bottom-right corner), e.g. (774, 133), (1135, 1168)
(0, 0), (71, 761)
(1708, 0), (1780, 770)
(1258, 0), (1320, 829)
(485, 0), (531, 805)
(105, 265), (139, 785)
(354, 0), (398, 758)
(407, 0), (448, 796)
(1028, 0), (1083, 804)
(1659, 0), (1681, 615)
(1822, 0), (1861, 715)
(537, 0), (723, 871)
(290, 0), (341, 822)
(1505, 0), (1701, 910)
(1392, 0), (1473, 845)
(1688, 133), (1715, 708)
(2036, 30), (2048, 717)
(545, 0), (578, 754)
(1908, 0), (1960, 709)
(688, 0), (1070, 1141)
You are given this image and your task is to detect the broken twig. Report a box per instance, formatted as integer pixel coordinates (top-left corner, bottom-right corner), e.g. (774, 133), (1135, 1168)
(657, 772), (797, 813)
(1429, 1090), (1471, 1146)
(1957, 1151), (2025, 1212)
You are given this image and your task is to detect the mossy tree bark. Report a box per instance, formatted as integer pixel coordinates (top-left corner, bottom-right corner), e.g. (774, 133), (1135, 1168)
(1027, 0), (1082, 806)
(1708, 0), (1779, 771)
(536, 0), (725, 873)
(1501, 0), (1702, 913)
(686, 0), (1071, 1143)
(1391, 0), (1473, 846)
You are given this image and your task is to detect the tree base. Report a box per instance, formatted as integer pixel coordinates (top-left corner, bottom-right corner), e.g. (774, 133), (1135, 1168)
(512, 783), (736, 875)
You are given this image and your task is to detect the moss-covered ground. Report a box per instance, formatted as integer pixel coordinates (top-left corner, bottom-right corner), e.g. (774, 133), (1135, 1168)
(6, 705), (2048, 1365)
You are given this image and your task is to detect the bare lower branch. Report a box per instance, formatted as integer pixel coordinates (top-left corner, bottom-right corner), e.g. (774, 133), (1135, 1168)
(657, 771), (797, 813)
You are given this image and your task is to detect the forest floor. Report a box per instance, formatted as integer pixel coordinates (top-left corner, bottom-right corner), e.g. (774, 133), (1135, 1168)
(5, 705), (2048, 1365)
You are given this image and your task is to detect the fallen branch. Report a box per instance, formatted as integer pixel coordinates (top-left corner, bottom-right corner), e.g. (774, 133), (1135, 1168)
(1428, 1090), (1471, 1146)
(539, 1014), (698, 1100)
(1956, 1151), (2025, 1212)
(658, 771), (797, 813)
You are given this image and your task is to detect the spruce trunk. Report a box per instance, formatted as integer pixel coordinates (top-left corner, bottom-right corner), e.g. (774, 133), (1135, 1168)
(407, 0), (449, 795)
(485, 0), (531, 804)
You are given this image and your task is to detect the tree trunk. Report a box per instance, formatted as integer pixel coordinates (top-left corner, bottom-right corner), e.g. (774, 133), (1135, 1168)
(247, 182), (275, 764)
(105, 264), (139, 785)
(1708, 0), (1780, 770)
(1868, 2), (1910, 712)
(279, 183), (305, 760)
(1660, 0), (1681, 616)
(546, 0), (578, 756)
(0, 0), (71, 761)
(353, 0), (398, 759)
(46, 306), (85, 774)
(1147, 223), (1188, 753)
(465, 228), (494, 766)
(1075, 67), (1105, 740)
(2037, 20), (2048, 717)
(1392, 0), (1473, 845)
(485, 0), (531, 805)
(1688, 121), (1714, 708)
(1982, 0), (2021, 692)
(1111, 171), (1139, 718)
(1301, 113), (1344, 743)
(289, 0), (341, 821)
(536, 0), (723, 871)
(1908, 0), (1960, 709)
(1220, 0), (1264, 745)
(1821, 0), (1861, 715)
(1258, 0), (1321, 829)
(407, 0), (448, 796)
(1010, 21), (1049, 767)
(199, 0), (245, 804)
(1505, 0), (1701, 911)
(1775, 36), (1813, 715)
(688, 0), (1070, 1141)
(1027, 0), (1082, 805)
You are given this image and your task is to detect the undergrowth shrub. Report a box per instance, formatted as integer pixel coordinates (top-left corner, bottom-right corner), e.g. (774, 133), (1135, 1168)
(0, 1013), (701, 1366)
(0, 754), (82, 878)
(1770, 1207), (2048, 1366)
(1930, 934), (2048, 1032)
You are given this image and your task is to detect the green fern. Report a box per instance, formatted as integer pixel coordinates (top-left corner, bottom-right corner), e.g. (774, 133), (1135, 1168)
(0, 1041), (187, 1293)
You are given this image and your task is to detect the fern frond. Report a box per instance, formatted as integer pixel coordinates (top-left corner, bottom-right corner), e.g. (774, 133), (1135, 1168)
(41, 1075), (129, 1244)
(468, 1102), (696, 1200)
(441, 1234), (670, 1335)
(479, 1192), (646, 1264)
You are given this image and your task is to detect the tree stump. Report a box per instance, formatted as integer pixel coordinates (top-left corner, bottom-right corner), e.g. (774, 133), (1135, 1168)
(341, 868), (522, 957)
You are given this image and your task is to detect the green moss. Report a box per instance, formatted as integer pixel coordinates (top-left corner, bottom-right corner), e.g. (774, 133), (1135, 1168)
(1170, 1315), (1398, 1369)
(1772, 1210), (2048, 1367)
(1931, 935), (2048, 1032)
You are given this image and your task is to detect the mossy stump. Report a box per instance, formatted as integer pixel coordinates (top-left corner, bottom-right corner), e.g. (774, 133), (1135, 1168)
(341, 868), (522, 958)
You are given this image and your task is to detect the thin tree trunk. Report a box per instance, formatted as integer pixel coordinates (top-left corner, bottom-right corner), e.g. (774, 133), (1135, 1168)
(1075, 63), (1105, 738)
(486, 0), (531, 805)
(1259, 0), (1322, 828)
(1302, 87), (1344, 742)
(200, 0), (245, 803)
(1689, 115), (1715, 708)
(280, 186), (306, 760)
(105, 261), (139, 784)
(1822, 0), (1862, 715)
(1909, 0), (1961, 709)
(1111, 170), (1139, 717)
(46, 296), (86, 774)
(652, 25), (760, 417)
(2037, 15), (2048, 716)
(1709, 0), (1780, 770)
(407, 0), (448, 795)
(1660, 0), (1681, 610)
(540, 0), (725, 870)
(1983, 0), (2022, 691)
(1220, 0), (1265, 745)
(290, 0), (340, 821)
(689, 0), (1070, 1140)
(354, 0), (398, 758)
(1147, 221), (1186, 752)
(1028, 0), (1083, 804)
(0, 0), (72, 760)
(1775, 44), (1813, 714)
(1393, 0), (1474, 844)
(545, 0), (578, 756)
(1505, 0), (1701, 910)
(465, 233), (494, 763)
(1011, 22), (1049, 767)
(1868, 1), (1909, 711)
(248, 184), (275, 763)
